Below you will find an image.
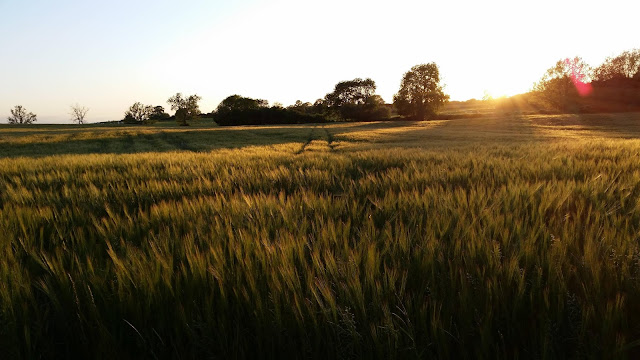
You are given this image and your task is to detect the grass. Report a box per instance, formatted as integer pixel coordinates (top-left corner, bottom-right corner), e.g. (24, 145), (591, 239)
(1, 113), (640, 358)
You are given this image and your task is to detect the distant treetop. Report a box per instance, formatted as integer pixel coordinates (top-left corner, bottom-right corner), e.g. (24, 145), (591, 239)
(7, 105), (37, 124)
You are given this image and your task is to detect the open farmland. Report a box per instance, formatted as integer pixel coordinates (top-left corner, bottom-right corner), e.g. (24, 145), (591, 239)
(2, 113), (640, 358)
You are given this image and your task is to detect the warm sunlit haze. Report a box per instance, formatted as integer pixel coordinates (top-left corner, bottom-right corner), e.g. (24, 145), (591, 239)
(1, 0), (638, 123)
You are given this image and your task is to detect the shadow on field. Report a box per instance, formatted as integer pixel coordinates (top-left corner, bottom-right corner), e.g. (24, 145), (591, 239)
(0, 127), (316, 158)
(2, 113), (638, 158)
(529, 112), (640, 139)
(330, 115), (540, 147)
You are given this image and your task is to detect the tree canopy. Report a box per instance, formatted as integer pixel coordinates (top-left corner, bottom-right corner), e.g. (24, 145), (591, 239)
(393, 63), (449, 120)
(123, 102), (154, 124)
(167, 93), (202, 126)
(149, 106), (170, 121)
(323, 78), (390, 121)
(212, 95), (328, 126)
(324, 78), (376, 107)
(7, 105), (37, 124)
(214, 95), (268, 115)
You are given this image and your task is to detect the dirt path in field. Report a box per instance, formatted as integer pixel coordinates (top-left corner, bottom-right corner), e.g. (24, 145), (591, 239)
(324, 127), (336, 151)
(296, 125), (334, 154)
(158, 131), (198, 152)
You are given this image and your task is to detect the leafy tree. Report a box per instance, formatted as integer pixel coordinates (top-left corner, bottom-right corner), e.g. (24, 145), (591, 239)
(288, 100), (313, 114)
(70, 104), (89, 124)
(213, 95), (327, 126)
(149, 106), (170, 121)
(364, 95), (391, 119)
(393, 63), (449, 120)
(532, 57), (592, 112)
(291, 100), (311, 108)
(312, 98), (329, 114)
(212, 95), (269, 124)
(167, 93), (202, 126)
(324, 78), (376, 107)
(215, 95), (268, 114)
(7, 105), (37, 124)
(594, 49), (640, 81)
(324, 78), (389, 121)
(123, 102), (154, 124)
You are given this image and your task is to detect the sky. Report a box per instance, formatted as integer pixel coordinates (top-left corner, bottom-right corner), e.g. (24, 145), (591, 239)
(1, 0), (638, 123)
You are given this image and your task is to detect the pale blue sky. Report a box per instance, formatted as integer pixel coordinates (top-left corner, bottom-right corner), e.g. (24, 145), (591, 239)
(1, 0), (638, 123)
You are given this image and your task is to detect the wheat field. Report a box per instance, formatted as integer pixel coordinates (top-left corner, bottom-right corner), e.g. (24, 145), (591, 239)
(2, 113), (640, 358)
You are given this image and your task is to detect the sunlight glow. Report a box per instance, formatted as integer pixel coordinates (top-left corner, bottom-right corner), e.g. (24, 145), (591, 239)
(565, 58), (593, 96)
(0, 0), (638, 122)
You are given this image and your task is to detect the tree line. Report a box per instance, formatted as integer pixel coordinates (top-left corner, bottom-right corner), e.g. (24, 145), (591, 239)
(528, 48), (640, 113)
(5, 63), (449, 126)
(212, 63), (448, 126)
(9, 49), (636, 126)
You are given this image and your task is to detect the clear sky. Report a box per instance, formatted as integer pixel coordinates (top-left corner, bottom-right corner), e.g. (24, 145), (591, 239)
(1, 0), (638, 123)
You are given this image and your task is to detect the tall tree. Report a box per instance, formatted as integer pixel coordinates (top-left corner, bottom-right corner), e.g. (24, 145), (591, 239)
(7, 105), (37, 124)
(167, 93), (202, 126)
(393, 63), (449, 120)
(70, 104), (89, 124)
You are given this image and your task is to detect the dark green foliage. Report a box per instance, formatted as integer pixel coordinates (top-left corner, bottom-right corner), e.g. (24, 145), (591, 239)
(214, 106), (329, 126)
(335, 95), (391, 122)
(149, 106), (170, 122)
(216, 94), (269, 113)
(213, 95), (329, 125)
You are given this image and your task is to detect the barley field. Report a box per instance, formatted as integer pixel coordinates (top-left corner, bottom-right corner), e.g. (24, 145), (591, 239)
(2, 113), (640, 358)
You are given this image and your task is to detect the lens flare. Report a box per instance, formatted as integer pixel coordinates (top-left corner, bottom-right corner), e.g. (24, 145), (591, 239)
(564, 58), (593, 96)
